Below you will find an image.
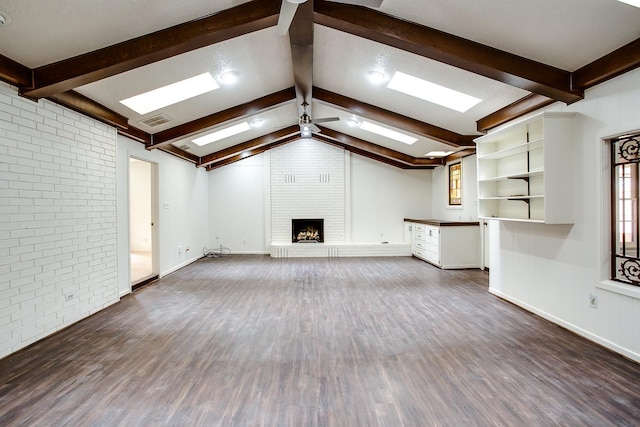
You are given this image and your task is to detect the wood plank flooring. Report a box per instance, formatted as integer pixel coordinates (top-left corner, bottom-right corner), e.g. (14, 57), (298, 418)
(1, 256), (639, 426)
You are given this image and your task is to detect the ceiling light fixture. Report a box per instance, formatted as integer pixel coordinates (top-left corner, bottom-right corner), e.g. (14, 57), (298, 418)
(250, 118), (264, 128)
(617, 0), (640, 7)
(192, 122), (251, 146)
(387, 71), (482, 113)
(367, 70), (386, 84)
(120, 72), (219, 115)
(220, 71), (239, 84)
(0, 10), (11, 27)
(359, 121), (417, 145)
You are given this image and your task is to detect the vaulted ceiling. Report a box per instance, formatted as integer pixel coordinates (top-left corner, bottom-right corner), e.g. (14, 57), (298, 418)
(1, 0), (639, 170)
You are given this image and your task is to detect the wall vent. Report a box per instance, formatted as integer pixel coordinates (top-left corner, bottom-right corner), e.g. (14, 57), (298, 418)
(139, 114), (172, 128)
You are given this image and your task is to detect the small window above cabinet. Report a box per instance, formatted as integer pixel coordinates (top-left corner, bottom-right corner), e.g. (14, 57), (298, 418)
(475, 111), (577, 224)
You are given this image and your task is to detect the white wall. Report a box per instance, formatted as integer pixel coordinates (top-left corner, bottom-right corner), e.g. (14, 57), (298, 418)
(0, 83), (118, 358)
(207, 153), (266, 254)
(207, 138), (432, 251)
(489, 67), (640, 362)
(116, 135), (209, 296)
(351, 154), (432, 242)
(431, 154), (478, 222)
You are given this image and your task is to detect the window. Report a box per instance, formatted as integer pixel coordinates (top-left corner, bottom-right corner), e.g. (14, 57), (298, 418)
(612, 133), (640, 286)
(449, 162), (461, 206)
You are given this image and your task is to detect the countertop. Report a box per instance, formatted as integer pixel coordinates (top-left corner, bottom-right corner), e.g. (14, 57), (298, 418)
(404, 218), (480, 227)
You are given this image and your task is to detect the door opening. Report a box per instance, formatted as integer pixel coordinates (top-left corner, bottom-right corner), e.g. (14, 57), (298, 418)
(129, 158), (158, 288)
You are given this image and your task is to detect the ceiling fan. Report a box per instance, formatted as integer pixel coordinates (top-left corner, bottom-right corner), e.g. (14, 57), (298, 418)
(298, 101), (339, 136)
(277, 0), (383, 136)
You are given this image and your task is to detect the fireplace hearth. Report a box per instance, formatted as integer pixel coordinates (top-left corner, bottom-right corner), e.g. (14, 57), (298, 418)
(292, 219), (324, 243)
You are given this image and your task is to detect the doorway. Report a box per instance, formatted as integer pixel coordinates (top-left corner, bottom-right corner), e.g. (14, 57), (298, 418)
(129, 157), (158, 287)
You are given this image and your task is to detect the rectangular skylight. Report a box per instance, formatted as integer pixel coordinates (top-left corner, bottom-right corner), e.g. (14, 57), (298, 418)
(425, 151), (454, 157)
(617, 0), (640, 7)
(192, 122), (252, 146)
(120, 73), (219, 115)
(387, 71), (482, 113)
(359, 121), (418, 145)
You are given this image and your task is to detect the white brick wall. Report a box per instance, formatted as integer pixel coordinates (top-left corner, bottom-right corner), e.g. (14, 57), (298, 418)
(0, 84), (118, 358)
(270, 139), (346, 243)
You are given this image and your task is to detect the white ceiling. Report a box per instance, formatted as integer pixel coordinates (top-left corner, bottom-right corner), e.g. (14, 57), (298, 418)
(0, 0), (638, 166)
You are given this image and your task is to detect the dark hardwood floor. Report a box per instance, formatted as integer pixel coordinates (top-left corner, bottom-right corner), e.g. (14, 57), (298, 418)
(1, 256), (639, 426)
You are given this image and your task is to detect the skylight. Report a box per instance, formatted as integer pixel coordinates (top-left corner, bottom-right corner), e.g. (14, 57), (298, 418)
(386, 71), (482, 113)
(120, 73), (219, 115)
(425, 151), (454, 157)
(617, 0), (640, 7)
(192, 122), (252, 146)
(359, 121), (417, 145)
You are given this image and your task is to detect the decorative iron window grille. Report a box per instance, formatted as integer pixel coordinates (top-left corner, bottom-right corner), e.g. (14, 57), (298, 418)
(612, 133), (640, 286)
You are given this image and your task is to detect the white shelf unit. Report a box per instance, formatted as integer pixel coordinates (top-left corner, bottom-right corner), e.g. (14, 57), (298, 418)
(475, 112), (577, 223)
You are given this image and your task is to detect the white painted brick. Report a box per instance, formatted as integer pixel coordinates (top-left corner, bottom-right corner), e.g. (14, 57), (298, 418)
(0, 86), (118, 358)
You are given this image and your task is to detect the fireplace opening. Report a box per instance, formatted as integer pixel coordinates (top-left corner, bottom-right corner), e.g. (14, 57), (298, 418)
(292, 219), (324, 243)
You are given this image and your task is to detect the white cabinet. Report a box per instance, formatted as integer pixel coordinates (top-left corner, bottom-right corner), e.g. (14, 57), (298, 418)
(475, 112), (576, 223)
(406, 220), (480, 269)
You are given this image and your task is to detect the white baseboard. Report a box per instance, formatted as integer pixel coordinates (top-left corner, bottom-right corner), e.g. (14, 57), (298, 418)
(489, 287), (640, 364)
(160, 255), (203, 278)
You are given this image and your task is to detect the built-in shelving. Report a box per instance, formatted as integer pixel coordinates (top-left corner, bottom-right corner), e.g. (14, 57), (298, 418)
(475, 112), (577, 223)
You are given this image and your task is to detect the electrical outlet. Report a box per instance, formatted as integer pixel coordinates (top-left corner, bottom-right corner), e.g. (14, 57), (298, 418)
(64, 293), (74, 301)
(589, 294), (598, 309)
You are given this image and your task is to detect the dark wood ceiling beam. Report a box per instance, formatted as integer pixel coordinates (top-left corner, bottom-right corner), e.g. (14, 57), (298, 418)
(149, 87), (296, 149)
(314, 0), (582, 104)
(47, 90), (130, 129)
(317, 127), (444, 168)
(313, 133), (418, 169)
(445, 147), (477, 163)
(159, 145), (200, 164)
(572, 38), (640, 91)
(118, 125), (151, 145)
(476, 93), (556, 133)
(21, 0), (280, 99)
(289, 0), (315, 110)
(205, 135), (299, 171)
(314, 87), (476, 146)
(199, 125), (300, 167)
(0, 54), (32, 88)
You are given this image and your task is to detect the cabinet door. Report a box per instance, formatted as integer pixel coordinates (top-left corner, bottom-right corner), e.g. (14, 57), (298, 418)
(425, 226), (440, 265)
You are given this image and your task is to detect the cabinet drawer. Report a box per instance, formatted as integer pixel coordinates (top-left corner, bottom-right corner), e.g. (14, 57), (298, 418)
(414, 224), (426, 233)
(414, 247), (427, 258)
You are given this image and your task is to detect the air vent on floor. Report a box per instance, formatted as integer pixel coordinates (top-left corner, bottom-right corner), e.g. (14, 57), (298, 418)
(139, 114), (172, 128)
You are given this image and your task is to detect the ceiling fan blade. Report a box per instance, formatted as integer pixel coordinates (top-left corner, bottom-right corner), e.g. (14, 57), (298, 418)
(313, 117), (340, 124)
(311, 124), (321, 133)
(277, 1), (299, 35)
(327, 0), (383, 7)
